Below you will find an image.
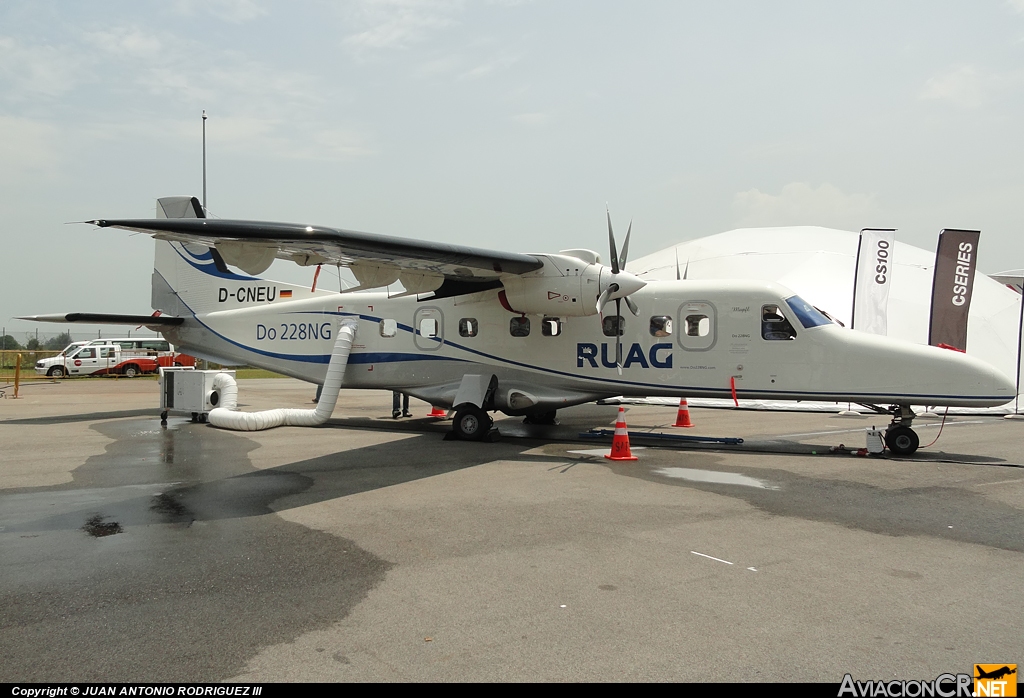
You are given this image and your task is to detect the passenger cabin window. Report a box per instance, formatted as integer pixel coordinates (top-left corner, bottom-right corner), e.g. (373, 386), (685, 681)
(676, 301), (717, 351)
(685, 314), (710, 337)
(379, 319), (398, 338)
(602, 316), (624, 337)
(542, 317), (562, 337)
(413, 307), (444, 350)
(762, 304), (797, 340)
(459, 318), (478, 337)
(510, 316), (530, 337)
(419, 318), (439, 338)
(650, 316), (672, 337)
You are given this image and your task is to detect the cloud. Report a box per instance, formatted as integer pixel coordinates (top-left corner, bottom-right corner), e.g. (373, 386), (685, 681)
(84, 26), (164, 58)
(2, 24), (371, 165)
(919, 66), (988, 108)
(343, 0), (464, 52)
(0, 116), (60, 183)
(460, 52), (519, 80)
(414, 55), (463, 76)
(732, 182), (879, 228)
(0, 36), (86, 98)
(172, 0), (269, 23)
(511, 111), (549, 126)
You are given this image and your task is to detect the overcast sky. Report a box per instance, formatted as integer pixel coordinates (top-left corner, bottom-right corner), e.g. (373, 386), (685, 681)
(3, 0), (1024, 337)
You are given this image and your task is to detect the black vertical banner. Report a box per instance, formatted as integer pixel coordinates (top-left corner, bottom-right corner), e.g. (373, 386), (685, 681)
(928, 228), (981, 351)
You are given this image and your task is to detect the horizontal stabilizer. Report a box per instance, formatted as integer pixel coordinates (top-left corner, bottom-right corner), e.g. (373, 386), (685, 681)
(17, 313), (185, 326)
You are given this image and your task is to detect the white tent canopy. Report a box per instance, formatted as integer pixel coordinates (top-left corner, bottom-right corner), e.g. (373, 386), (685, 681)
(626, 226), (1023, 413)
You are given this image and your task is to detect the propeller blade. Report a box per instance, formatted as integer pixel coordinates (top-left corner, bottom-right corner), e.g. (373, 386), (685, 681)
(620, 219), (632, 268)
(596, 284), (615, 321)
(624, 295), (639, 316)
(615, 297), (623, 375)
(606, 207), (619, 275)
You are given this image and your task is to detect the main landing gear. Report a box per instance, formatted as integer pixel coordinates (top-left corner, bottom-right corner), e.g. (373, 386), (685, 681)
(884, 405), (920, 456)
(452, 405), (497, 442)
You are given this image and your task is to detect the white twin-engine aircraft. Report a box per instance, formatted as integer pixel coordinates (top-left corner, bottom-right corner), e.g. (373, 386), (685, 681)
(30, 196), (1015, 454)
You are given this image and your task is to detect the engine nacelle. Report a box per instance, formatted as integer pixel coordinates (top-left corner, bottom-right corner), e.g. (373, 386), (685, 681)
(500, 254), (603, 317)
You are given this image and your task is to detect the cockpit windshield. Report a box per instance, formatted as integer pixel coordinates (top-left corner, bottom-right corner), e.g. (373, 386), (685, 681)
(785, 296), (832, 329)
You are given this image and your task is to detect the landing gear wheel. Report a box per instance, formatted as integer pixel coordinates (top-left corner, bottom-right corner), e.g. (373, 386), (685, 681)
(160, 410), (168, 425)
(885, 426), (920, 456)
(453, 406), (492, 441)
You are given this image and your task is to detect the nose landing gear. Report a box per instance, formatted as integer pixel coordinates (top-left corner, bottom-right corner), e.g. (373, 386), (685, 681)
(885, 405), (920, 456)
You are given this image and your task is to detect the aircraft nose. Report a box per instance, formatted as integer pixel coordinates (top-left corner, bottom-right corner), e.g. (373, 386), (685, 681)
(992, 363), (1017, 396)
(946, 348), (1017, 403)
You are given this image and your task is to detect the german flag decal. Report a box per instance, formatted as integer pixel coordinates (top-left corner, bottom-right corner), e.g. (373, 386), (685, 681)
(280, 290), (293, 298)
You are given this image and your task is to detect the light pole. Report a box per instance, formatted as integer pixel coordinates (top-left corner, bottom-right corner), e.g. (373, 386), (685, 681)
(202, 110), (208, 212)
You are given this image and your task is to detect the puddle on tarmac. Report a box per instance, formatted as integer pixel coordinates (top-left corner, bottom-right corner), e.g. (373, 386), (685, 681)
(81, 514), (123, 537)
(652, 467), (779, 490)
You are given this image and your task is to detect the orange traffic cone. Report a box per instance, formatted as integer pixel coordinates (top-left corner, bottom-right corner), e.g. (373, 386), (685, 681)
(605, 406), (639, 461)
(428, 405), (448, 418)
(672, 398), (694, 428)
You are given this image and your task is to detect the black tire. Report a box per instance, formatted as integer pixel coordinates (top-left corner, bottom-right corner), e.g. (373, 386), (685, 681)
(48, 366), (66, 378)
(885, 426), (920, 456)
(453, 406), (492, 441)
(122, 365), (139, 378)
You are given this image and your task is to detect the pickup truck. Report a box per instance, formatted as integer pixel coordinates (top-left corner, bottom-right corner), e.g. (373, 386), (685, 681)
(35, 339), (194, 378)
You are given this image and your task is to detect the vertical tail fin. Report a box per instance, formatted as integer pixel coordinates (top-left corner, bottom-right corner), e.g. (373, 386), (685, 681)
(152, 196), (226, 316)
(156, 196), (205, 219)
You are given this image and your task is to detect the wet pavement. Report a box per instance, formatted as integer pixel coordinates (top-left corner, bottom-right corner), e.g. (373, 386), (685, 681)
(2, 379), (1022, 681)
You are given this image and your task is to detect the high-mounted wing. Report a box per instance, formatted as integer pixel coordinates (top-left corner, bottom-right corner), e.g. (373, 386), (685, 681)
(90, 197), (543, 298)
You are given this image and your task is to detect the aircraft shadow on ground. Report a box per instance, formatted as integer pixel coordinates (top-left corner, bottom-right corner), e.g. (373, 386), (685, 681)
(4, 419), (573, 535)
(1, 408), (157, 425)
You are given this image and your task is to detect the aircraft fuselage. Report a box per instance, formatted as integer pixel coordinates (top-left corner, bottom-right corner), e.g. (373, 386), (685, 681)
(159, 277), (1014, 415)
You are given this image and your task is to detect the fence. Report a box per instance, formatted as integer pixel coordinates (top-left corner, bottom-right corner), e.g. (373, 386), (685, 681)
(0, 351), (268, 386)
(0, 350), (64, 383)
(0, 329), (166, 353)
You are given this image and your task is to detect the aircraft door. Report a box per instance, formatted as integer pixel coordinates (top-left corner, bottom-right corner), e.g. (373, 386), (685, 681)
(676, 301), (717, 351)
(413, 307), (444, 351)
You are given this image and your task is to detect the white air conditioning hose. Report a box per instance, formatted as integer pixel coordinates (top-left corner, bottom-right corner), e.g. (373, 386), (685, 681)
(207, 319), (358, 431)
